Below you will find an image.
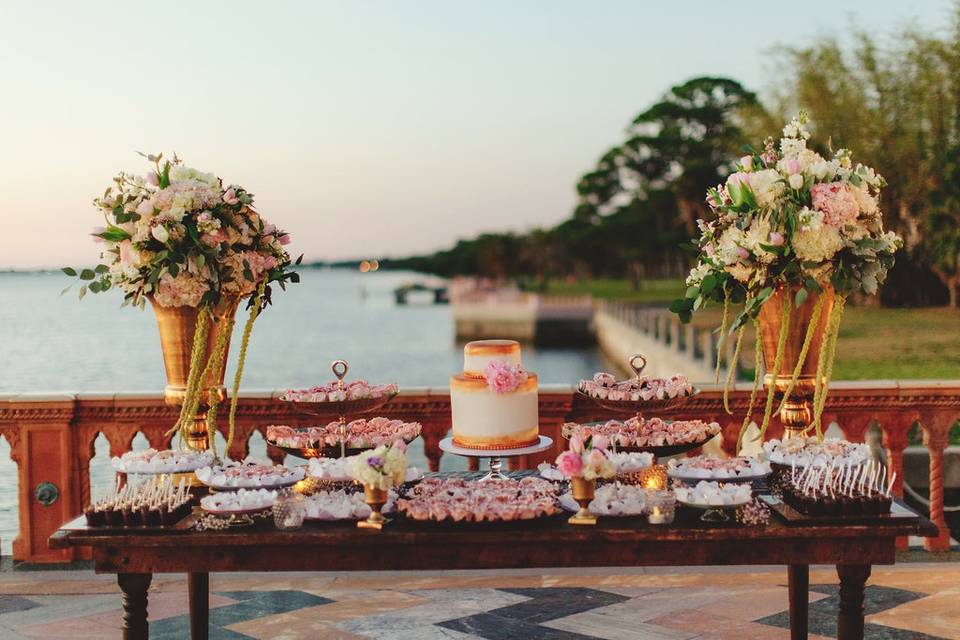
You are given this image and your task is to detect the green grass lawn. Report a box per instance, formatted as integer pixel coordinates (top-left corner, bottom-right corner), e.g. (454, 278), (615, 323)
(550, 277), (960, 380)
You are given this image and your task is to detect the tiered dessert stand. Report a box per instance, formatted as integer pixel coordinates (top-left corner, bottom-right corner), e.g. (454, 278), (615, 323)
(270, 359), (402, 459)
(439, 436), (553, 482)
(571, 353), (708, 458)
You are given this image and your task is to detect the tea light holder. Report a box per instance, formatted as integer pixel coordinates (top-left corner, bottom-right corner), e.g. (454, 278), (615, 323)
(646, 489), (675, 525)
(639, 464), (668, 491)
(273, 489), (307, 530)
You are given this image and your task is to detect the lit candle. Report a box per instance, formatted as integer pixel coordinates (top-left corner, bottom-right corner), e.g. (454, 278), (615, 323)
(648, 505), (667, 524)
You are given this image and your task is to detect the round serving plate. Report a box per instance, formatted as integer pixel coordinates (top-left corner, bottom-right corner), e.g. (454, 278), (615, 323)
(199, 497), (275, 517)
(200, 476), (303, 492)
(438, 435), (553, 458)
(676, 498), (750, 522)
(561, 422), (718, 457)
(575, 387), (700, 416)
(667, 469), (771, 485)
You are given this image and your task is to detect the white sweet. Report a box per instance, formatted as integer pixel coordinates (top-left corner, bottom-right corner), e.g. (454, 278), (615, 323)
(674, 481), (752, 507)
(606, 451), (655, 472)
(763, 438), (870, 468)
(303, 489), (398, 521)
(560, 483), (648, 516)
(200, 488), (277, 513)
(111, 449), (215, 474)
(195, 460), (305, 489)
(307, 457), (422, 483)
(667, 456), (771, 480)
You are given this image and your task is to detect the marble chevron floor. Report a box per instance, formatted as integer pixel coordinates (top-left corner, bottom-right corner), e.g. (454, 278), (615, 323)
(0, 563), (958, 639)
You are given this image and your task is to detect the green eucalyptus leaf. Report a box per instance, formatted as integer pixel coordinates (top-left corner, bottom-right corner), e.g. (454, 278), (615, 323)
(795, 288), (809, 307)
(79, 269), (95, 281)
(61, 267), (77, 277)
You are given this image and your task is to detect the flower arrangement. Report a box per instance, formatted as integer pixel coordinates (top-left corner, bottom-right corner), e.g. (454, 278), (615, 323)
(348, 442), (408, 491)
(63, 153), (300, 456)
(483, 360), (528, 393)
(555, 435), (616, 481)
(672, 113), (902, 442)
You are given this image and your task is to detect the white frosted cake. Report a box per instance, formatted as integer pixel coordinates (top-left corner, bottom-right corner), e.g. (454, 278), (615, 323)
(450, 340), (539, 450)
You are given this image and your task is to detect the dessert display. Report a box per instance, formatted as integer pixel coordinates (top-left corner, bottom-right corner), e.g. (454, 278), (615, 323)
(200, 488), (278, 515)
(559, 482), (649, 516)
(307, 455), (423, 484)
(266, 418), (422, 458)
(563, 417), (720, 454)
(111, 449), (214, 474)
(395, 476), (559, 523)
(667, 456), (771, 483)
(84, 477), (192, 528)
(538, 450), (654, 481)
(303, 488), (398, 521)
(781, 461), (894, 516)
(450, 340), (539, 450)
(578, 371), (693, 402)
(576, 354), (698, 417)
(674, 481), (753, 508)
(281, 381), (398, 403)
(195, 460), (305, 490)
(763, 438), (871, 468)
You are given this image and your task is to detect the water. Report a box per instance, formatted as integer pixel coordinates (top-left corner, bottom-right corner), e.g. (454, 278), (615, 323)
(0, 269), (609, 554)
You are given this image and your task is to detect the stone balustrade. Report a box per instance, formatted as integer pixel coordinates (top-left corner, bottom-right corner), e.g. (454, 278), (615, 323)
(0, 383), (957, 562)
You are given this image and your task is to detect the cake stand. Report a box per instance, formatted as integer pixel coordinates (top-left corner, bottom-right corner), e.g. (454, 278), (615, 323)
(439, 436), (553, 482)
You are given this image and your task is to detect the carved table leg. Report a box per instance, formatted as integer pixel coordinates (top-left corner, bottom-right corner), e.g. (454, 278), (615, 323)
(189, 572), (209, 640)
(118, 573), (152, 640)
(836, 564), (871, 640)
(787, 564), (809, 640)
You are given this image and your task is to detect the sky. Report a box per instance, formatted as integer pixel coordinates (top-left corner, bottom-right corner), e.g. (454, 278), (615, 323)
(0, 0), (948, 269)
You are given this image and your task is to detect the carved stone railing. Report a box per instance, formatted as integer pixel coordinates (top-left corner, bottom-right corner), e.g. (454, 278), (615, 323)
(0, 382), (957, 562)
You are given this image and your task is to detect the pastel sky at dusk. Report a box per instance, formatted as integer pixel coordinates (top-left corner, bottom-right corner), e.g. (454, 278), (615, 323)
(0, 0), (946, 269)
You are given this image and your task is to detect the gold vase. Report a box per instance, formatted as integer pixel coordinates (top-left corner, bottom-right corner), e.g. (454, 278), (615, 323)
(358, 485), (389, 530)
(757, 285), (836, 439)
(150, 296), (240, 450)
(568, 476), (597, 525)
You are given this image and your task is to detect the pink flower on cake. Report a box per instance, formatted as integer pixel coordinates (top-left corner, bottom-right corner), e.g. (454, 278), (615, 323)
(810, 182), (859, 228)
(483, 360), (528, 393)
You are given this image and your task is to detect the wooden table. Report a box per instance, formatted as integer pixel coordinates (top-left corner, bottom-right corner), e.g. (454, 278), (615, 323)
(50, 505), (936, 640)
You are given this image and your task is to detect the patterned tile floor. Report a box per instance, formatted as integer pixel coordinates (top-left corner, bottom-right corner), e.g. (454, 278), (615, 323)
(0, 563), (958, 639)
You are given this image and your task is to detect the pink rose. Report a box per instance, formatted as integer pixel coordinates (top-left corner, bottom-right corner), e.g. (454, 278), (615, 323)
(278, 233), (291, 245)
(556, 451), (583, 478)
(223, 188), (239, 205)
(146, 171), (159, 187)
(781, 157), (802, 175)
(736, 247), (750, 260)
(592, 435), (610, 451)
(136, 199), (154, 218)
(768, 231), (785, 246)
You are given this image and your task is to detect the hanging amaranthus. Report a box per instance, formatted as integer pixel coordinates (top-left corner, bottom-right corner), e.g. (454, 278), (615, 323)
(723, 325), (745, 416)
(809, 295), (846, 437)
(225, 281), (266, 455)
(201, 317), (235, 459)
(754, 295), (792, 442)
(715, 292), (730, 385)
(736, 319), (764, 453)
(774, 295), (825, 417)
(166, 309), (211, 443)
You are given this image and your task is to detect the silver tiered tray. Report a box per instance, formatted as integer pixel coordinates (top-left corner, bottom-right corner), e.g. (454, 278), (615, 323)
(561, 421), (717, 458)
(270, 359), (402, 459)
(576, 354), (700, 419)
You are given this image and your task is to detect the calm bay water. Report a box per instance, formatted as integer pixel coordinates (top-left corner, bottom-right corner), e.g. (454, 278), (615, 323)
(0, 269), (609, 554)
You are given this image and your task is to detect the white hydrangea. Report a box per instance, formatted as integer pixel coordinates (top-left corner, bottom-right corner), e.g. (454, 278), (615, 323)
(744, 217), (777, 263)
(852, 185), (878, 216)
(686, 262), (713, 286)
(169, 166), (219, 188)
(717, 226), (747, 265)
(792, 208), (844, 263)
(747, 169), (785, 208)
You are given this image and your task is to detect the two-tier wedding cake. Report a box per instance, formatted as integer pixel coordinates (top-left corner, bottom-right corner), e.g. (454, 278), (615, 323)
(450, 340), (540, 449)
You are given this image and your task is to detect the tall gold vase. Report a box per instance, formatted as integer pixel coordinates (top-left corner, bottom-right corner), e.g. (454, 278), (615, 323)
(150, 297), (239, 450)
(757, 285), (835, 439)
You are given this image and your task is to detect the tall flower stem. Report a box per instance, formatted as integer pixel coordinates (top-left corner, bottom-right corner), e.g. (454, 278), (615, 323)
(715, 292), (730, 385)
(202, 319), (234, 460)
(723, 325), (746, 416)
(165, 308), (211, 442)
(809, 295), (846, 438)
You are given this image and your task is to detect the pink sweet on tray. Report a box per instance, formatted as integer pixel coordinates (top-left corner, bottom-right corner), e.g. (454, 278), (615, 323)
(577, 371), (692, 401)
(280, 381), (399, 402)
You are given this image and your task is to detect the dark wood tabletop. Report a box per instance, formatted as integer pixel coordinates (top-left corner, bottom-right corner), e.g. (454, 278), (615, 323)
(49, 491), (938, 640)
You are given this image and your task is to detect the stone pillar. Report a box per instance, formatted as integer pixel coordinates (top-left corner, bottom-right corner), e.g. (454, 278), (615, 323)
(921, 412), (952, 551)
